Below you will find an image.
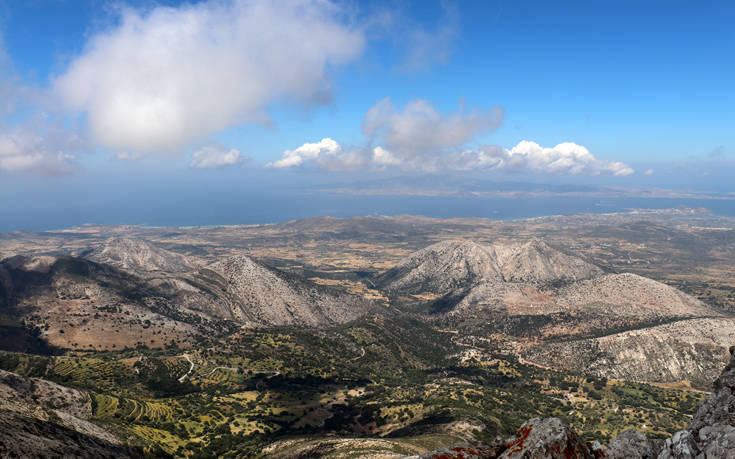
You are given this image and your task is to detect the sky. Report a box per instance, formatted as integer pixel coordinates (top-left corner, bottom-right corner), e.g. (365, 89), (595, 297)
(0, 0), (733, 230)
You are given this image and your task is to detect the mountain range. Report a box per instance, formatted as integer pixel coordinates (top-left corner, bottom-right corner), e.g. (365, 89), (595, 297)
(1, 218), (734, 456)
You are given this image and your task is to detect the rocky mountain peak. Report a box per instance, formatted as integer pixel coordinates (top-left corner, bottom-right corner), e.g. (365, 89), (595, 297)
(492, 238), (602, 284)
(205, 255), (370, 327)
(85, 238), (195, 273)
(379, 238), (603, 296)
(377, 239), (503, 295)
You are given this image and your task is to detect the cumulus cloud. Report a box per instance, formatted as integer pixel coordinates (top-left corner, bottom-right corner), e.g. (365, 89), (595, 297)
(269, 138), (341, 168)
(371, 145), (401, 166)
(267, 138), (370, 171)
(453, 141), (635, 176)
(272, 138), (634, 176)
(190, 145), (245, 169)
(54, 0), (365, 154)
(362, 97), (503, 168)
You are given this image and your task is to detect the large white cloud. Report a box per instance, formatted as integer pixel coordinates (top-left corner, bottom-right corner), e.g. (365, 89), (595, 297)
(453, 141), (635, 176)
(190, 145), (244, 169)
(272, 137), (634, 176)
(269, 98), (633, 175)
(267, 137), (372, 171)
(270, 98), (506, 172)
(54, 0), (365, 154)
(362, 98), (503, 165)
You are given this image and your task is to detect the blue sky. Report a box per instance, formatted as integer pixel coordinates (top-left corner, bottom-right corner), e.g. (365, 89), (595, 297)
(0, 0), (733, 230)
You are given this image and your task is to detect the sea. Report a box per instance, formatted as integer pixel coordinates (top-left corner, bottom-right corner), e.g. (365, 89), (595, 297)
(2, 192), (734, 233)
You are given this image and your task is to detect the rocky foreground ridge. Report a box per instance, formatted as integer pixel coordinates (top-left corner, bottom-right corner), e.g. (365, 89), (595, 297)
(0, 368), (140, 457)
(411, 345), (735, 459)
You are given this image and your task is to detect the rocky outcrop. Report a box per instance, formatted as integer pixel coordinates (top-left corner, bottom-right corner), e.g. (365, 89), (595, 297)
(659, 345), (735, 458)
(404, 417), (598, 459)
(606, 429), (656, 458)
(0, 369), (139, 457)
(499, 417), (597, 459)
(0, 411), (141, 458)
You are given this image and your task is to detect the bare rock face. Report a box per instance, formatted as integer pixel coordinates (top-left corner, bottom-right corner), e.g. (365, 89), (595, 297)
(657, 345), (735, 458)
(658, 430), (700, 458)
(499, 417), (596, 459)
(406, 418), (598, 459)
(85, 237), (196, 273)
(415, 443), (504, 459)
(0, 369), (93, 420)
(606, 429), (656, 459)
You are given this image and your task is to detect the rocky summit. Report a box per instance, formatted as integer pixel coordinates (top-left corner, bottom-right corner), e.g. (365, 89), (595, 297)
(378, 239), (603, 296)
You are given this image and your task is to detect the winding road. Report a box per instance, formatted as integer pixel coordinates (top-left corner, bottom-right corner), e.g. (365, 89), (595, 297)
(178, 354), (195, 383)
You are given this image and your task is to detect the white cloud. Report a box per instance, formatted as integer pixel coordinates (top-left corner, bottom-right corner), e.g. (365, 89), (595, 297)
(269, 97), (632, 176)
(269, 97), (504, 172)
(372, 145), (400, 166)
(190, 145), (244, 169)
(363, 98), (503, 165)
(0, 130), (77, 174)
(267, 137), (368, 171)
(452, 141), (635, 176)
(54, 0), (365, 154)
(272, 138), (634, 176)
(644, 169), (654, 175)
(268, 138), (342, 168)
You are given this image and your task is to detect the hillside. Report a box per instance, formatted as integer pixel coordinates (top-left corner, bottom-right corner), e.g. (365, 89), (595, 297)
(83, 237), (198, 273)
(378, 239), (602, 296)
(0, 243), (373, 351)
(381, 239), (729, 386)
(0, 213), (734, 456)
(201, 255), (371, 327)
(0, 369), (141, 457)
(0, 255), (207, 351)
(523, 317), (735, 388)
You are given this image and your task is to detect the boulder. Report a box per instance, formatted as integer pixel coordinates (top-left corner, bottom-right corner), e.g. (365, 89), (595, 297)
(606, 429), (656, 459)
